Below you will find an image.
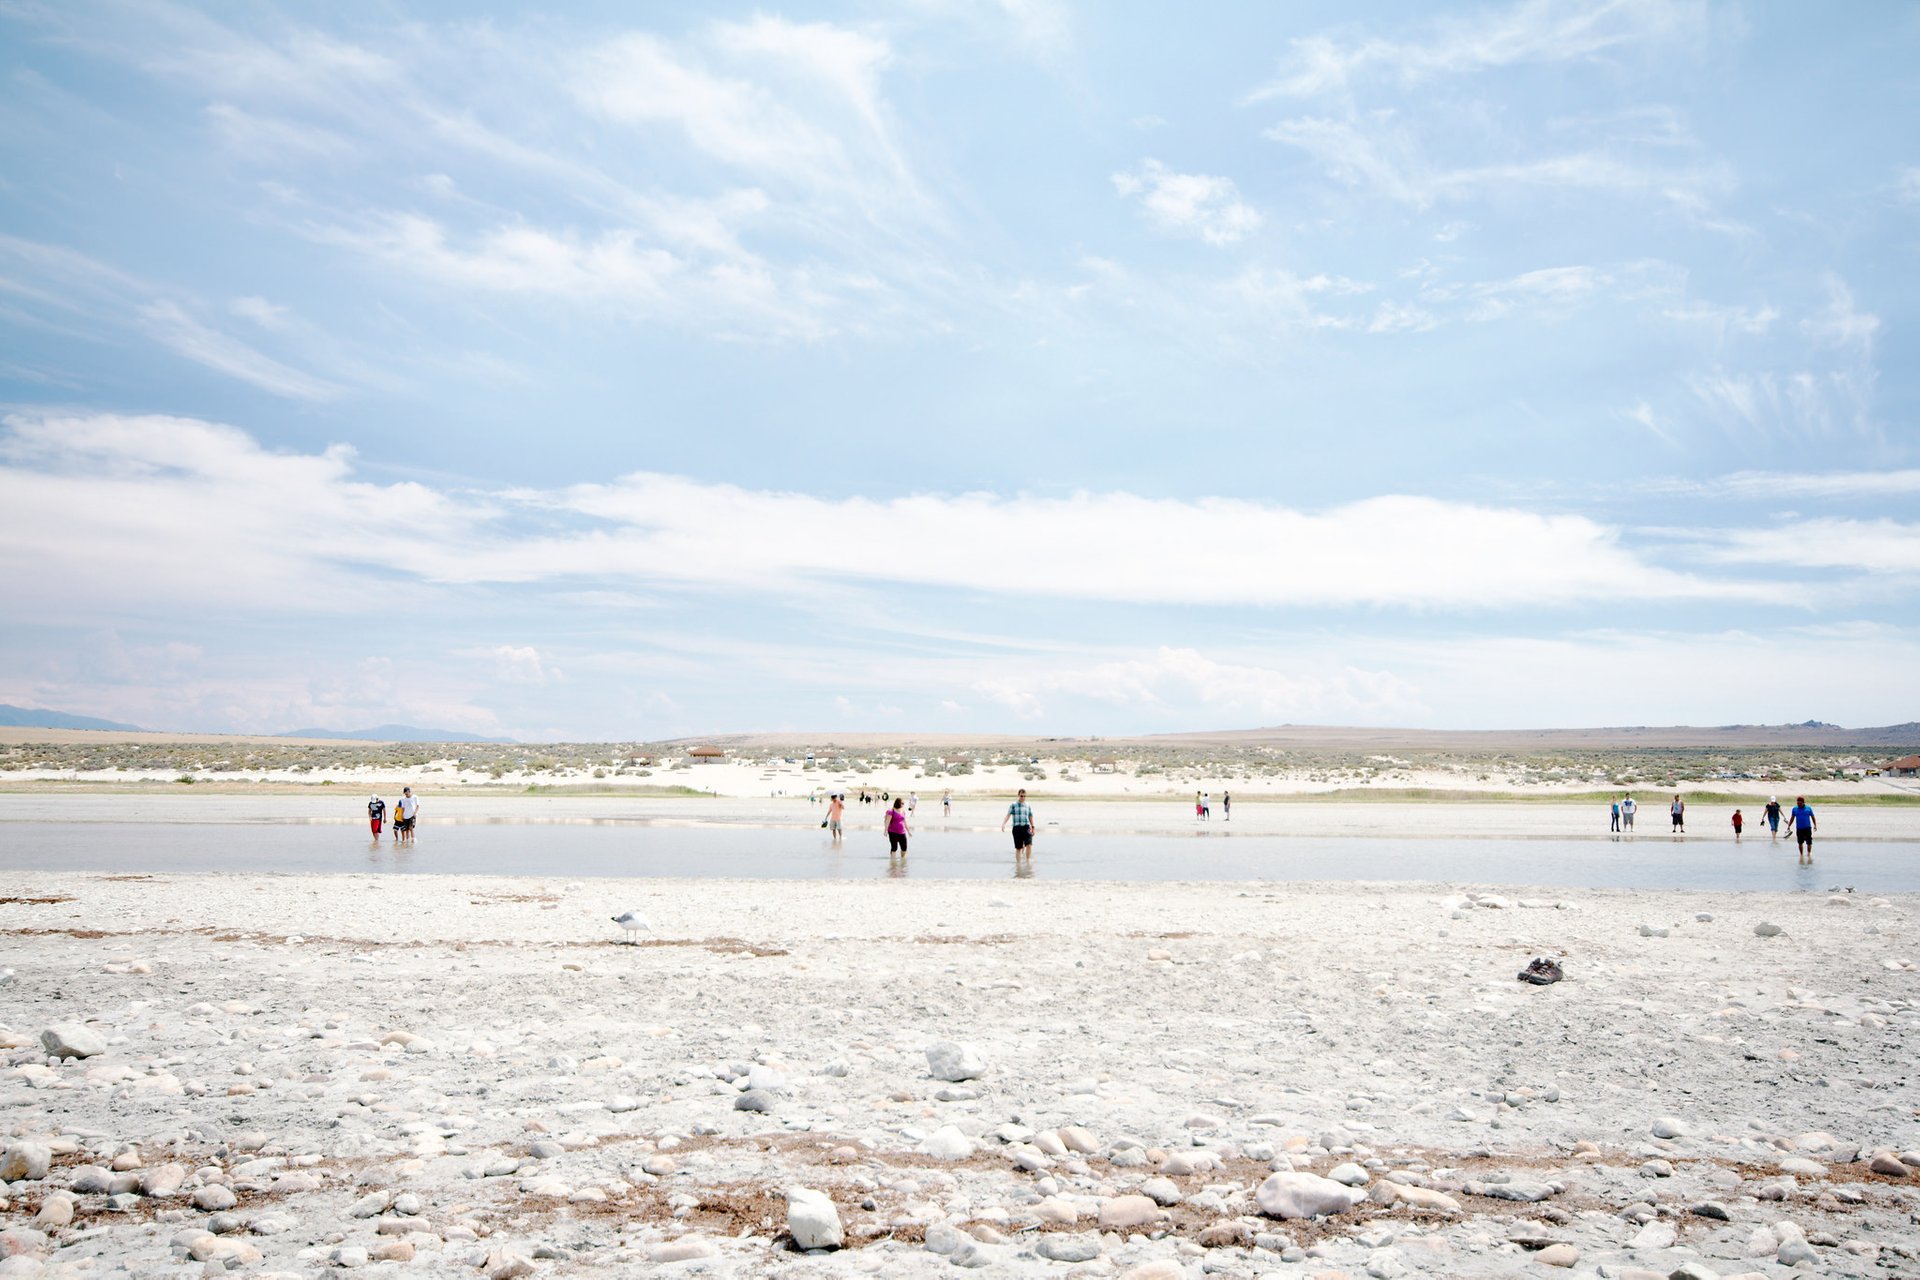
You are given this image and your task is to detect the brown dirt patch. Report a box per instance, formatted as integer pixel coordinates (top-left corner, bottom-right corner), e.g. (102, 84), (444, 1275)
(0, 895), (76, 905)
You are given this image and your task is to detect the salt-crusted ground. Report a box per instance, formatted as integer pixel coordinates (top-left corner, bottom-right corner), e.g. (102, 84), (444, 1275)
(0, 872), (1916, 1279)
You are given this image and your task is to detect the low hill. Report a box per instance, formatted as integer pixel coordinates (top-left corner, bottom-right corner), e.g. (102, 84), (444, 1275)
(280, 725), (514, 744)
(0, 704), (145, 732)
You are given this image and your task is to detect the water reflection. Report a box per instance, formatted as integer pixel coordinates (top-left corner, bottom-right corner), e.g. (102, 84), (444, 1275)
(5, 821), (1917, 891)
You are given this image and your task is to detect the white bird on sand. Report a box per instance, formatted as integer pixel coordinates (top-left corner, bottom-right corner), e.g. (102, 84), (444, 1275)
(611, 910), (651, 944)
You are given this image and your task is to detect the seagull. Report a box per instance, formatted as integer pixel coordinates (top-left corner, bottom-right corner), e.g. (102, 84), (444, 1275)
(610, 910), (652, 944)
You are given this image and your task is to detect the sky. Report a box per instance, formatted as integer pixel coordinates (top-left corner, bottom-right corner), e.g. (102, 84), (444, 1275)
(1, 0), (1917, 741)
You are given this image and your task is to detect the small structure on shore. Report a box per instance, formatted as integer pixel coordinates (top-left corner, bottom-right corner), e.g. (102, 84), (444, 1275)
(1887, 754), (1920, 777)
(1092, 758), (1119, 774)
(689, 745), (726, 765)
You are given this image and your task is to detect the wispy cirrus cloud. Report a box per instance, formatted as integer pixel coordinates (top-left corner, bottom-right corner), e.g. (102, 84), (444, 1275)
(1247, 0), (1708, 100)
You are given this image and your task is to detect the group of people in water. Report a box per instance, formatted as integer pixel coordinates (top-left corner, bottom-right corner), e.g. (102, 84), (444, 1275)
(1608, 793), (1817, 861)
(817, 787), (1037, 864)
(366, 788), (418, 844)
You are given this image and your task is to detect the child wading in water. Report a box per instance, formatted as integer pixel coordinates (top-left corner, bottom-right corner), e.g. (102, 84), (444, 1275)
(1731, 809), (1743, 842)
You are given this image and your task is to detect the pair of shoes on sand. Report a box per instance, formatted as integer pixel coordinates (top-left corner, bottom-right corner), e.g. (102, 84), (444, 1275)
(1517, 957), (1564, 985)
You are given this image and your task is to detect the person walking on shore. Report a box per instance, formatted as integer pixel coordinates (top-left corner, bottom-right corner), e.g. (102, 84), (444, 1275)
(368, 794), (386, 839)
(1609, 800), (1620, 833)
(1222, 791), (1231, 821)
(942, 790), (951, 817)
(1764, 796), (1782, 838)
(1622, 795), (1636, 831)
(1670, 795), (1684, 833)
(825, 792), (844, 843)
(1789, 796), (1816, 863)
(1201, 791), (1211, 821)
(1003, 788), (1034, 860)
(1732, 808), (1744, 842)
(885, 797), (909, 857)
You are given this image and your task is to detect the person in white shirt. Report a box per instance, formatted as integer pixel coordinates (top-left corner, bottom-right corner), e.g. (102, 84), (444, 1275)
(396, 786), (420, 843)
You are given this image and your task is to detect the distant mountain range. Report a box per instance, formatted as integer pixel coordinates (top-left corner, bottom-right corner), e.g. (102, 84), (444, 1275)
(280, 725), (515, 744)
(0, 704), (145, 731)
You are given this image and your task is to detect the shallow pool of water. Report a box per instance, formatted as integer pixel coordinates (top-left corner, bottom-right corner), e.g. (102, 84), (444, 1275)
(0, 821), (1914, 891)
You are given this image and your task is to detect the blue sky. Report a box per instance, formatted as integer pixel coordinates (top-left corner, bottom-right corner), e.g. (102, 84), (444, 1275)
(1, 0), (1916, 739)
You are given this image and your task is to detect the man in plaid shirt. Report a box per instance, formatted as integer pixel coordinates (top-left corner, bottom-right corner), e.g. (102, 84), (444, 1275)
(1001, 788), (1035, 858)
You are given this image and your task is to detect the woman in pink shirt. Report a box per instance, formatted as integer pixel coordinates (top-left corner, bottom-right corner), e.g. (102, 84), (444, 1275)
(885, 797), (910, 856)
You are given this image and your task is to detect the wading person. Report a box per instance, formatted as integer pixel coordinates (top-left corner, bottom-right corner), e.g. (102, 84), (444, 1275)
(1789, 796), (1816, 863)
(1003, 788), (1034, 861)
(368, 794), (386, 839)
(885, 797), (909, 857)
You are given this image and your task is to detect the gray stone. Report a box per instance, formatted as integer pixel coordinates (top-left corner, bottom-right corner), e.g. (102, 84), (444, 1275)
(925, 1042), (986, 1082)
(733, 1089), (776, 1113)
(1754, 922), (1783, 937)
(1036, 1234), (1101, 1262)
(1651, 1116), (1690, 1139)
(39, 1024), (107, 1060)
(190, 1185), (237, 1212)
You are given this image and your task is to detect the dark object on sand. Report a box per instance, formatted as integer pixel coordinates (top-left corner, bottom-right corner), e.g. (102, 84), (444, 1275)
(1518, 957), (1564, 985)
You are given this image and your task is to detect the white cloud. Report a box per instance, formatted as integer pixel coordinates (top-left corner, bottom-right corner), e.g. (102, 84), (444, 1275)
(1112, 159), (1262, 246)
(0, 412), (1763, 621)
(478, 644), (551, 684)
(229, 296), (292, 330)
(977, 647), (1424, 723)
(204, 102), (350, 162)
(1678, 469), (1920, 500)
(1689, 520), (1920, 575)
(1248, 0), (1707, 100)
(1800, 276), (1878, 352)
(1368, 300), (1437, 333)
(138, 301), (343, 401)
(1623, 400), (1677, 446)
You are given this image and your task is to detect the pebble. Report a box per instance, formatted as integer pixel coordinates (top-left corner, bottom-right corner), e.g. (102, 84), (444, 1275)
(650, 1237), (718, 1262)
(925, 1042), (986, 1082)
(1869, 1153), (1908, 1177)
(31, 1197), (70, 1229)
(1651, 1116), (1690, 1139)
(1256, 1171), (1367, 1219)
(1754, 922), (1783, 937)
(369, 1241), (415, 1262)
(1638, 925), (1669, 938)
(1630, 1220), (1675, 1250)
(1118, 1263), (1185, 1280)
(38, 1025), (107, 1060)
(1139, 1176), (1182, 1206)
(481, 1249), (533, 1280)
(785, 1187), (843, 1250)
(922, 1126), (974, 1160)
(1097, 1194), (1163, 1230)
(733, 1090), (776, 1113)
(1778, 1157), (1825, 1177)
(190, 1186), (237, 1212)
(1036, 1234), (1100, 1262)
(0, 1146), (50, 1184)
(1328, 1162), (1370, 1186)
(1059, 1127), (1099, 1154)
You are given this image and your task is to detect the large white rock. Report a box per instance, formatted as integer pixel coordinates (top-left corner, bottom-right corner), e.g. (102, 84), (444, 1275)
(0, 1145), (51, 1183)
(1651, 1116), (1691, 1139)
(1255, 1171), (1367, 1220)
(39, 1025), (106, 1060)
(925, 1042), (986, 1082)
(785, 1187), (843, 1250)
(921, 1126), (975, 1160)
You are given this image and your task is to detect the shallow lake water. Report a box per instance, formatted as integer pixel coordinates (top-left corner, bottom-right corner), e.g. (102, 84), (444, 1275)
(1, 820), (1915, 891)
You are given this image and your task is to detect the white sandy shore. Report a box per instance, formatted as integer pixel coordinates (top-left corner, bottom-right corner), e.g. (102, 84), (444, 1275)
(0, 871), (1915, 1278)
(5, 792), (1919, 842)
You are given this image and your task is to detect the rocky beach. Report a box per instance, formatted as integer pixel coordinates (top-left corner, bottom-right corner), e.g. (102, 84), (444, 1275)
(1, 870), (1915, 1278)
